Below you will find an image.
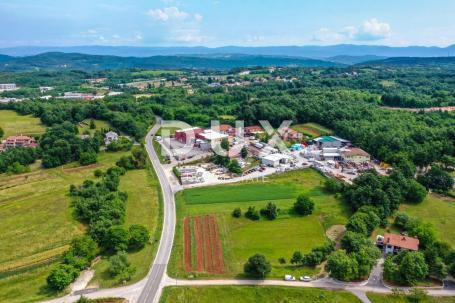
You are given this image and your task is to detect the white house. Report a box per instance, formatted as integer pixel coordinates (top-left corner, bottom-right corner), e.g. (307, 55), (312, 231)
(261, 153), (292, 167)
(104, 131), (119, 145)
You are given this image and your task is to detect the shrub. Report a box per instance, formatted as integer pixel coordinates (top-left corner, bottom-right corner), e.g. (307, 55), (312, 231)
(260, 202), (278, 220)
(245, 206), (260, 221)
(293, 195), (314, 216)
(128, 224), (150, 250)
(47, 264), (79, 291)
(108, 251), (136, 281)
(232, 208), (242, 218)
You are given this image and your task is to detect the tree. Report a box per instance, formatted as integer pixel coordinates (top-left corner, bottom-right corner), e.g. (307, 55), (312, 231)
(324, 178), (344, 194)
(232, 208), (242, 218)
(243, 254), (272, 278)
(290, 251), (303, 265)
(394, 213), (410, 229)
(228, 159), (242, 174)
(405, 179), (427, 203)
(104, 226), (130, 252)
(260, 202), (278, 220)
(341, 231), (373, 253)
(0, 126), (3, 139)
(245, 206), (260, 221)
(386, 251), (429, 285)
(220, 138), (229, 151)
(326, 250), (359, 281)
(240, 146), (248, 159)
(346, 208), (380, 237)
(89, 119), (96, 129)
(293, 195), (314, 216)
(418, 166), (454, 193)
(79, 151), (97, 166)
(128, 225), (150, 250)
(278, 257), (286, 264)
(108, 251), (136, 281)
(47, 264), (78, 291)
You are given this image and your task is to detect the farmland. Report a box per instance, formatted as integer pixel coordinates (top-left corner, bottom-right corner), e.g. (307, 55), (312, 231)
(160, 286), (362, 303)
(0, 109), (45, 137)
(291, 122), (333, 139)
(168, 169), (350, 279)
(0, 151), (161, 302)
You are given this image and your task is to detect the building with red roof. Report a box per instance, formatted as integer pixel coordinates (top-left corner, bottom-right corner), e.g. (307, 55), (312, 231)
(4, 135), (38, 149)
(377, 233), (419, 254)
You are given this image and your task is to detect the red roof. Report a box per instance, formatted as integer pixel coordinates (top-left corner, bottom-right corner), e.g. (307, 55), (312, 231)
(219, 124), (233, 132)
(244, 125), (264, 133)
(343, 148), (370, 157)
(384, 233), (419, 251)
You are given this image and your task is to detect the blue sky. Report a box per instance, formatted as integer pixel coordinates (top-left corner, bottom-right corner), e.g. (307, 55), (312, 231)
(0, 0), (454, 47)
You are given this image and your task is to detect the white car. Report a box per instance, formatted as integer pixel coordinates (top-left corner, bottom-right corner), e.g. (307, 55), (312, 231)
(299, 276), (312, 282)
(284, 275), (296, 281)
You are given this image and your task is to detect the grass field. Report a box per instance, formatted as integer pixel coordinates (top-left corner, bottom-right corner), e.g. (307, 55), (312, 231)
(168, 169), (350, 279)
(77, 119), (112, 135)
(0, 151), (131, 303)
(399, 194), (455, 246)
(160, 286), (362, 303)
(0, 109), (45, 137)
(291, 122), (333, 139)
(367, 293), (455, 303)
(89, 166), (162, 288)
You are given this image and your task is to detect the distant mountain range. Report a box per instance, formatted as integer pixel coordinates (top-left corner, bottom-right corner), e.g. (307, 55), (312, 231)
(1, 51), (455, 72)
(1, 44), (455, 59)
(0, 52), (342, 71)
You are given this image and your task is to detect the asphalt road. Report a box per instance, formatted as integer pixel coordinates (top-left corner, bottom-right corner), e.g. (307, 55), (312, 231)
(137, 119), (176, 303)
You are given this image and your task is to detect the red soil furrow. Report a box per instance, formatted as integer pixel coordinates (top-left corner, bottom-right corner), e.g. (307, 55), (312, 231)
(193, 216), (205, 272)
(203, 215), (214, 273)
(210, 215), (225, 274)
(183, 217), (191, 273)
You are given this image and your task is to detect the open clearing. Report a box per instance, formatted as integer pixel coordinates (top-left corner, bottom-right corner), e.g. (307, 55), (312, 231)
(77, 119), (112, 135)
(291, 122), (333, 138)
(0, 150), (161, 302)
(367, 293), (455, 303)
(169, 169), (350, 279)
(160, 286), (361, 303)
(0, 109), (45, 137)
(399, 194), (455, 246)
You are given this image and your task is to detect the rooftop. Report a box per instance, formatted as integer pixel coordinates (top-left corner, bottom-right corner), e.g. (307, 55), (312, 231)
(343, 147), (370, 157)
(384, 233), (419, 251)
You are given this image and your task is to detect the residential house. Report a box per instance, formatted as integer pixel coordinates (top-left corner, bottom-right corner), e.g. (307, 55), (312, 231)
(280, 127), (303, 141)
(104, 131), (119, 145)
(0, 83), (17, 91)
(4, 135), (38, 149)
(377, 233), (419, 254)
(244, 125), (264, 136)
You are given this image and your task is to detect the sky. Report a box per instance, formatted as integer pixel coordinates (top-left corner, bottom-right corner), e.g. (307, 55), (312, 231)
(0, 0), (455, 48)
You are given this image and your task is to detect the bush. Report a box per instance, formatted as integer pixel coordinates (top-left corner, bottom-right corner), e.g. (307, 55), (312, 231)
(79, 151), (97, 166)
(243, 254), (271, 278)
(232, 208), (242, 218)
(245, 206), (260, 221)
(405, 179), (427, 203)
(418, 166), (454, 193)
(104, 226), (130, 252)
(47, 264), (79, 291)
(106, 137), (133, 152)
(293, 195), (314, 216)
(326, 250), (359, 281)
(260, 202), (278, 220)
(346, 208), (380, 236)
(384, 251), (429, 285)
(128, 224), (150, 250)
(324, 178), (344, 193)
(108, 251), (136, 281)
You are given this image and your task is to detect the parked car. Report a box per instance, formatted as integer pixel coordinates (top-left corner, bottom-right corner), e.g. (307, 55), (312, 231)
(284, 275), (296, 281)
(299, 276), (311, 282)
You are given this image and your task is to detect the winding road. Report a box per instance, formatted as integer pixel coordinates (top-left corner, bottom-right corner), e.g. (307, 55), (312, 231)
(42, 118), (455, 303)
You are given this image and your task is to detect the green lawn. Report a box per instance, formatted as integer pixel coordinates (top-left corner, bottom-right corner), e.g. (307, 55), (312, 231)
(0, 109), (45, 137)
(89, 166), (162, 288)
(367, 293), (455, 303)
(160, 286), (361, 303)
(291, 122), (333, 139)
(168, 169), (350, 279)
(400, 194), (455, 246)
(77, 119), (112, 135)
(0, 151), (129, 303)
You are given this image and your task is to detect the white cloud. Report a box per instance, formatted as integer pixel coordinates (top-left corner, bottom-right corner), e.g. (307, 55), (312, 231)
(169, 28), (208, 43)
(194, 13), (203, 22)
(358, 18), (391, 40)
(147, 7), (189, 22)
(313, 18), (391, 43)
